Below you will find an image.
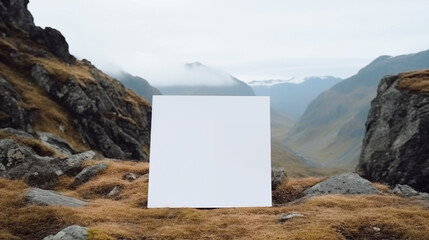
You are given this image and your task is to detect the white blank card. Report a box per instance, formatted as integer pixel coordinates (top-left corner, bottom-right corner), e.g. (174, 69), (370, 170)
(148, 96), (271, 208)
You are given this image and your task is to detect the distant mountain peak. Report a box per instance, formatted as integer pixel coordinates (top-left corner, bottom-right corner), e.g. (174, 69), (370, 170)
(185, 61), (204, 69)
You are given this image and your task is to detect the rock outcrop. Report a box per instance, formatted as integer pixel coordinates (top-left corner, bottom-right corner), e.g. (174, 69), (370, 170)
(392, 184), (429, 199)
(0, 0), (74, 63)
(357, 70), (429, 192)
(0, 139), (95, 188)
(302, 172), (379, 197)
(25, 188), (88, 207)
(0, 0), (152, 161)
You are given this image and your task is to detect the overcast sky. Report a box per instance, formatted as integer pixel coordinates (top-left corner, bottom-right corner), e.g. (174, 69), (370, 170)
(29, 0), (429, 85)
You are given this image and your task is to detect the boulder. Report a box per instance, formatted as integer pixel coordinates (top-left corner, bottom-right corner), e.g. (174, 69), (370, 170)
(73, 162), (108, 185)
(37, 132), (76, 156)
(303, 172), (379, 197)
(25, 188), (87, 207)
(357, 72), (429, 193)
(278, 213), (305, 222)
(392, 184), (429, 199)
(271, 167), (287, 190)
(123, 172), (137, 182)
(0, 138), (58, 188)
(43, 225), (87, 240)
(0, 139), (95, 188)
(49, 150), (96, 176)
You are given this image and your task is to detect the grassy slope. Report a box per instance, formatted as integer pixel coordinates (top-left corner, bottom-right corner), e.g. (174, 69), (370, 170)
(1, 159), (428, 240)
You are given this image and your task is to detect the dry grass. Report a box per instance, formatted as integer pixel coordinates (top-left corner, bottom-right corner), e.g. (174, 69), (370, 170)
(398, 69), (429, 93)
(31, 57), (96, 88)
(1, 159), (429, 240)
(272, 177), (325, 204)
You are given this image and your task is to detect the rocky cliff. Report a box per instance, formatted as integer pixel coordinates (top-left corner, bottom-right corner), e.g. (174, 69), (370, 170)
(357, 69), (429, 193)
(0, 0), (151, 160)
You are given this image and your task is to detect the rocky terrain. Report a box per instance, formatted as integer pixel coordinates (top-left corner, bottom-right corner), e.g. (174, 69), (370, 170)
(357, 69), (429, 193)
(286, 51), (429, 168)
(1, 148), (429, 239)
(0, 0), (151, 161)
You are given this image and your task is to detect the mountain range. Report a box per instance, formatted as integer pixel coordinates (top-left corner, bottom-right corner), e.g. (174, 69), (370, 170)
(249, 76), (342, 120)
(286, 50), (429, 168)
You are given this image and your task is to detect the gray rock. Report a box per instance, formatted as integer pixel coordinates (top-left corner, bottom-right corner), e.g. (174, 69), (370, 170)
(25, 188), (87, 207)
(271, 167), (287, 190)
(392, 184), (429, 199)
(0, 139), (58, 188)
(356, 73), (429, 193)
(43, 225), (87, 240)
(303, 172), (379, 197)
(0, 139), (95, 188)
(37, 132), (76, 156)
(278, 213), (305, 222)
(107, 186), (119, 197)
(74, 162), (108, 185)
(123, 172), (137, 182)
(54, 150), (96, 175)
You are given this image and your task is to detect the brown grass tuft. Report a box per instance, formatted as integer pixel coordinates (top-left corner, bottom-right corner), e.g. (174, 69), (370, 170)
(272, 177), (325, 204)
(398, 69), (429, 93)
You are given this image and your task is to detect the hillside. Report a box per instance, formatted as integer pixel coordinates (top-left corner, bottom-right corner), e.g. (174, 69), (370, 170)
(110, 71), (161, 104)
(286, 50), (429, 168)
(0, 0), (152, 160)
(250, 76), (342, 120)
(158, 62), (255, 96)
